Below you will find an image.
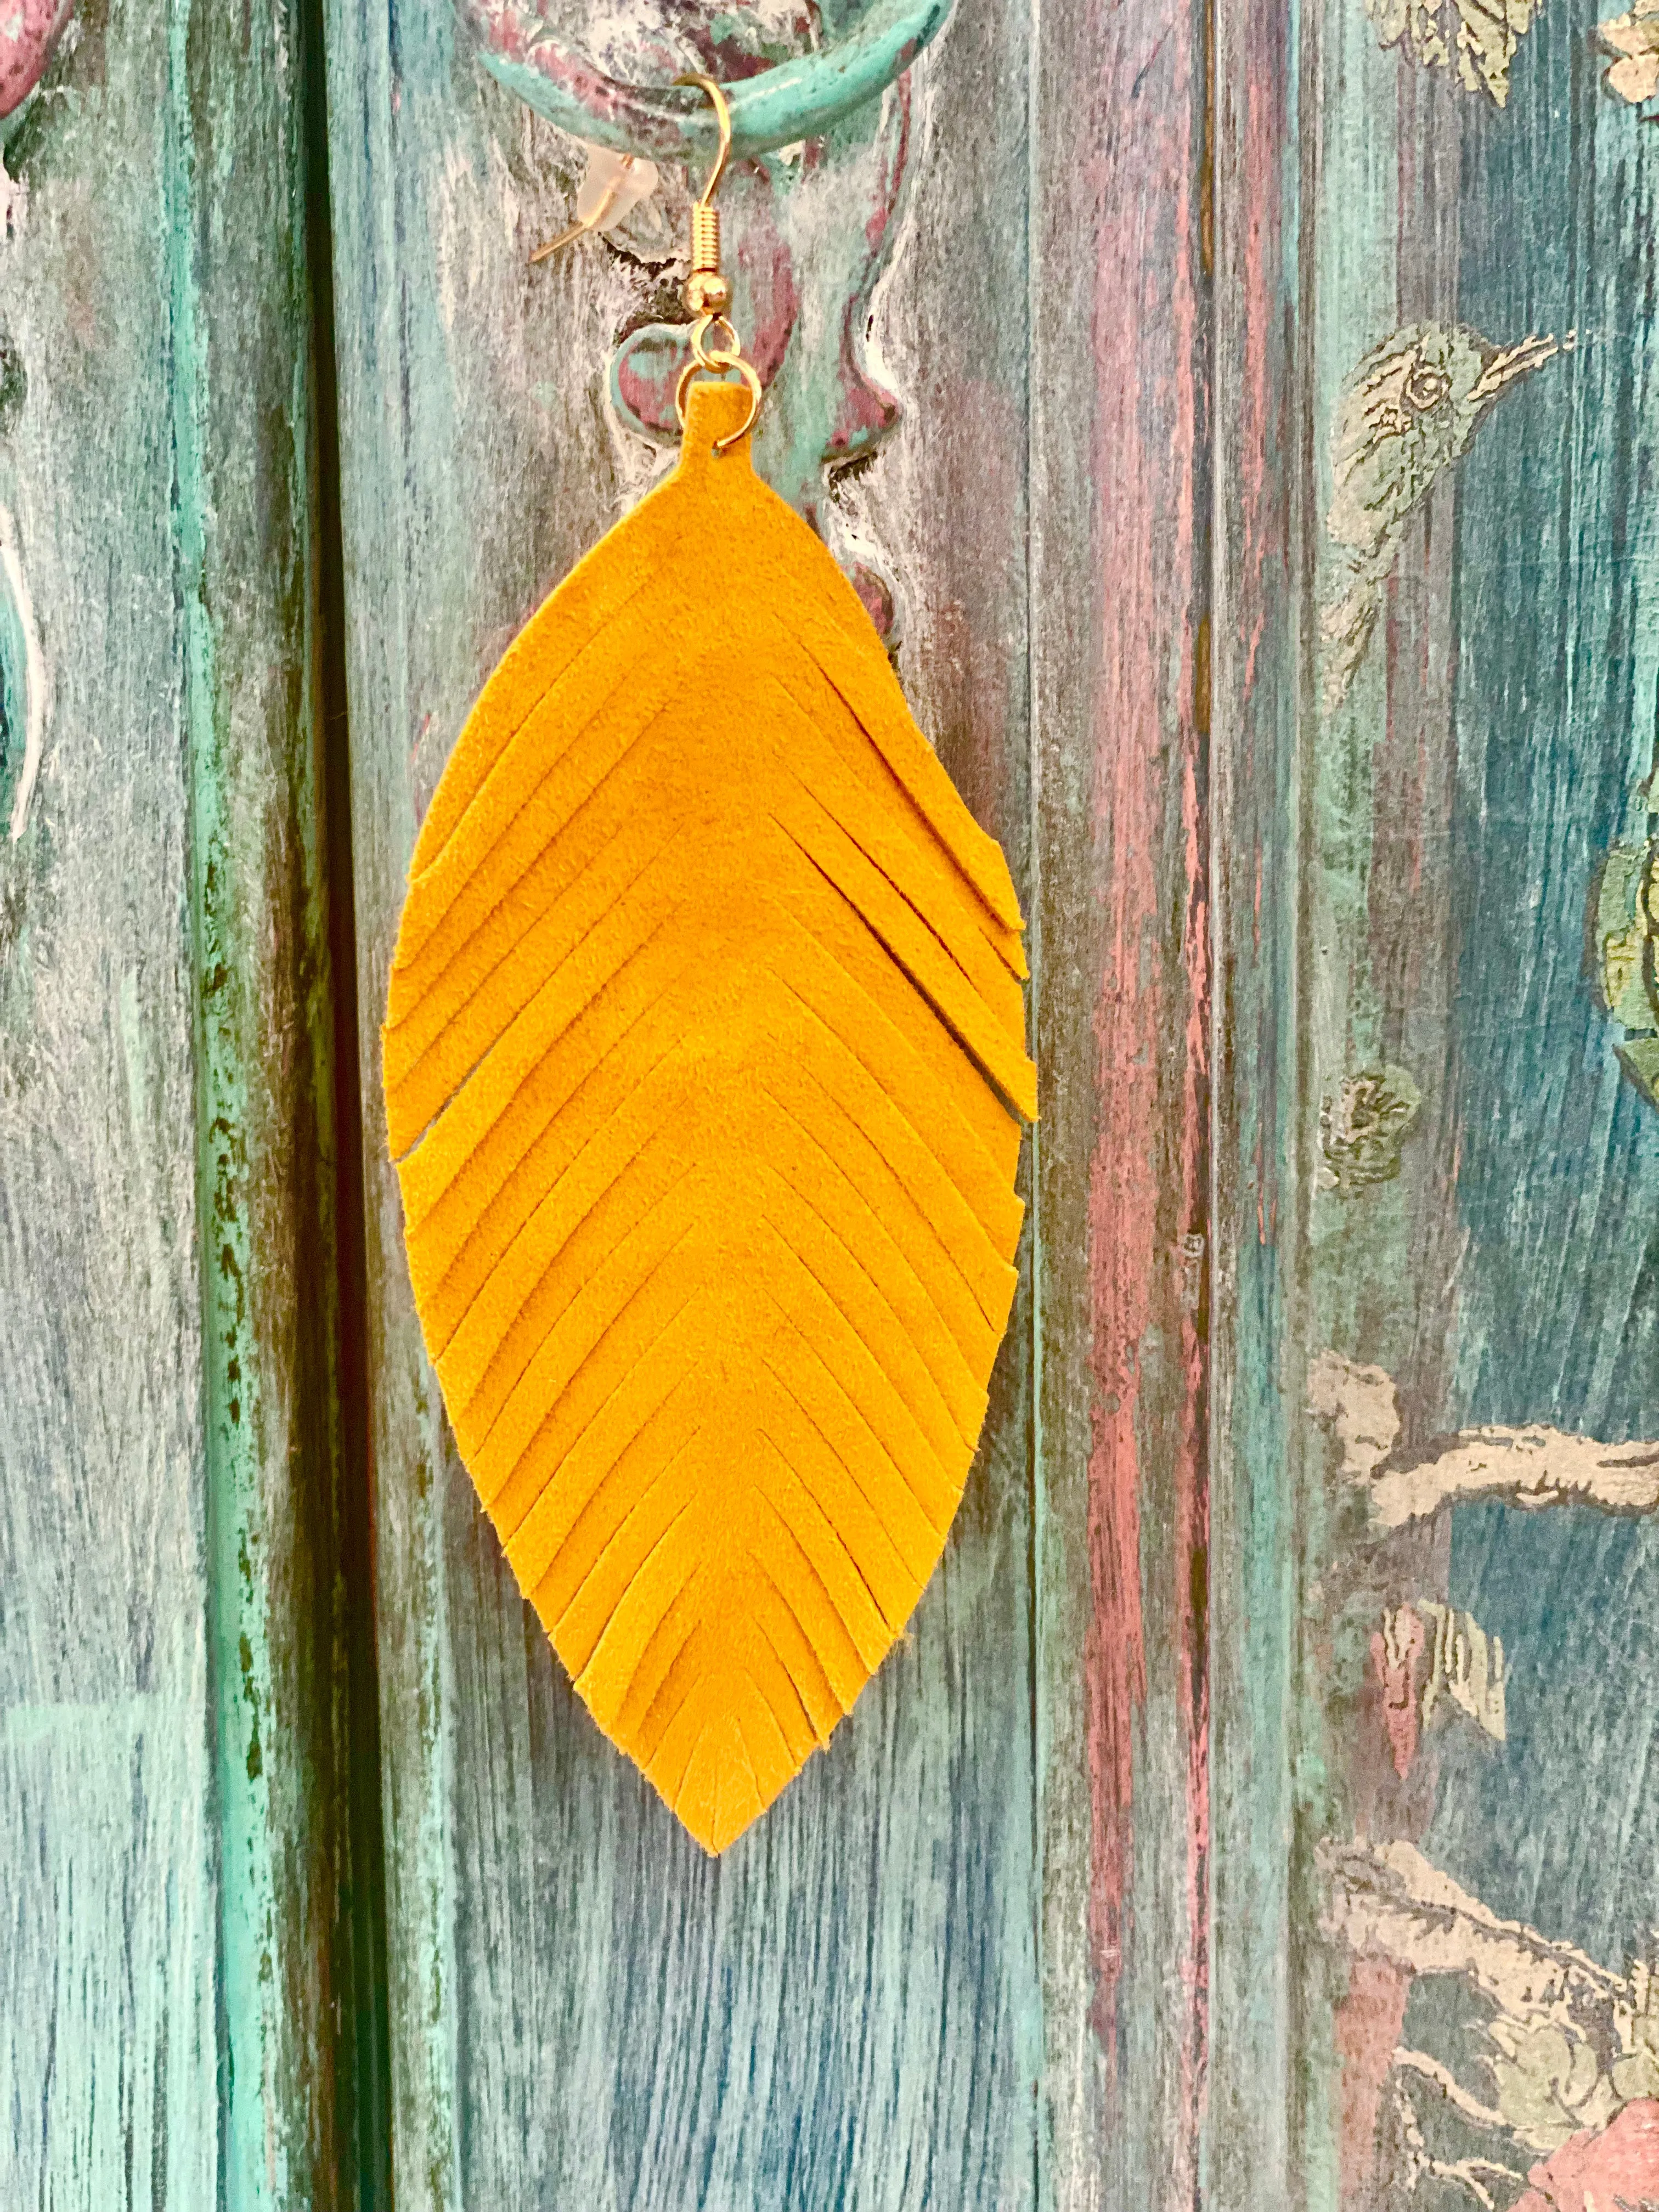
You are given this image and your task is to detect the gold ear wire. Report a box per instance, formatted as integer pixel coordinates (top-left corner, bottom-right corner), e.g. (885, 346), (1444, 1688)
(529, 151), (648, 264)
(675, 71), (732, 208)
(529, 166), (629, 264)
(671, 72), (760, 450)
(674, 72), (733, 320)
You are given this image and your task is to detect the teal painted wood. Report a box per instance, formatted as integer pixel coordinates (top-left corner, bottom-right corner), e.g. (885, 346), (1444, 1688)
(1209, 0), (1301, 2197)
(1214, 0), (1659, 2203)
(0, 4), (379, 2207)
(321, 3), (1063, 2204)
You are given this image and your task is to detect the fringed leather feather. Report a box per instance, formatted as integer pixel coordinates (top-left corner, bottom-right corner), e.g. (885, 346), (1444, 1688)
(385, 380), (1034, 1852)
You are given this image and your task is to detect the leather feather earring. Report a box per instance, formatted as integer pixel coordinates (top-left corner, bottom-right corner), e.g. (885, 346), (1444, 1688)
(384, 75), (1036, 1854)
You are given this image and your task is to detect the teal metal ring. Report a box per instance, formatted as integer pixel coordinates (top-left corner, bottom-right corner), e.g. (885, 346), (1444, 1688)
(461, 0), (954, 162)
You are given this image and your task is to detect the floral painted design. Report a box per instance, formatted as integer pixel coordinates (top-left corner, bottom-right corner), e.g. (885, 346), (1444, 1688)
(1511, 2097), (1659, 2212)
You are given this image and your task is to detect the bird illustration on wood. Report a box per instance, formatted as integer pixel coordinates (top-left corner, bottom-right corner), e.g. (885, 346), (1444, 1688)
(1322, 322), (1562, 708)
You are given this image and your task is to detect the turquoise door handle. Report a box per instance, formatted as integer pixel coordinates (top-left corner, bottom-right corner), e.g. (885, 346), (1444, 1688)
(460, 0), (955, 160)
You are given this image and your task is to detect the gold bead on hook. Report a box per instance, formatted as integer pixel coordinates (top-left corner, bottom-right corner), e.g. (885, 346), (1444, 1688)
(672, 72), (760, 449)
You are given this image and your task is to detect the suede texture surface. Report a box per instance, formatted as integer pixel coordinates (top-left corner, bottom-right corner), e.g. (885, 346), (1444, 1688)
(385, 380), (1035, 1853)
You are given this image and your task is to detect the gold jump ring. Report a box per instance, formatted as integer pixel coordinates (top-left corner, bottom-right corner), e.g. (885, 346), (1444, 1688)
(674, 354), (764, 450)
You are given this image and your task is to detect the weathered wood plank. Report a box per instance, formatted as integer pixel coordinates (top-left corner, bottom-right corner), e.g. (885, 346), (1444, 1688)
(323, 3), (1046, 2204)
(1030, 0), (1212, 2199)
(0, 4), (377, 2205)
(1209, 0), (1306, 2195)
(1214, 0), (1659, 2200)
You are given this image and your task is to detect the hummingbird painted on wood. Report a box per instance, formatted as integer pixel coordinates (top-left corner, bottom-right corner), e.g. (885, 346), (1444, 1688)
(1322, 321), (1563, 707)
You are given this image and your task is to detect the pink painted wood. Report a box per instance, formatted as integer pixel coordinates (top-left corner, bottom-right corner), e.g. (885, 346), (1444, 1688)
(0, 0), (74, 117)
(1032, 0), (1212, 2191)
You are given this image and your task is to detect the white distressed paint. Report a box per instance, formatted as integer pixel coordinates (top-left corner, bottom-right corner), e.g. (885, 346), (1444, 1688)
(434, 131), (523, 335)
(2, 500), (47, 840)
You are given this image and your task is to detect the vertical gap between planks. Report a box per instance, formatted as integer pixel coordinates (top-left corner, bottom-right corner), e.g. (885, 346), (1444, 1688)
(1289, 0), (1322, 2192)
(1024, 0), (1047, 2197)
(1194, 0), (1219, 2180)
(301, 0), (394, 2194)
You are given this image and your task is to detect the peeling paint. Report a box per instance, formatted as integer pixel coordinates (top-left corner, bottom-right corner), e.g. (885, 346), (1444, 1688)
(1590, 827), (1659, 1106)
(1320, 1064), (1421, 1192)
(1365, 0), (1542, 104)
(1323, 1839), (1659, 2176)
(1598, 0), (1659, 104)
(1417, 1600), (1507, 1743)
(1310, 1350), (1659, 1525)
(1370, 1602), (1505, 1780)
(1319, 1836), (1627, 2038)
(1370, 1427), (1659, 1526)
(1308, 1348), (1401, 1479)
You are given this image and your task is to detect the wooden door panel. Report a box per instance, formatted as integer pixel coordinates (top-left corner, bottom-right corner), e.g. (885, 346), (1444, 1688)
(1216, 2), (1659, 2205)
(5, 0), (1651, 2198)
(318, 3), (1104, 2203)
(0, 5), (377, 2208)
(1030, 0), (1213, 2198)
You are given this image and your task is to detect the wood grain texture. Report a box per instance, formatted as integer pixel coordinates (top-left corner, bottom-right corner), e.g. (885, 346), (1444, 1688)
(1030, 0), (1213, 2200)
(0, 3), (377, 2206)
(1210, 0), (1301, 2196)
(18, 0), (1645, 2190)
(1214, 0), (1659, 2202)
(323, 1), (1051, 2202)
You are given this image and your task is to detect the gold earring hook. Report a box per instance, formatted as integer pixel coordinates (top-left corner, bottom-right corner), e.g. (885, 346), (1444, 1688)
(674, 73), (733, 322)
(670, 71), (761, 452)
(674, 72), (733, 209)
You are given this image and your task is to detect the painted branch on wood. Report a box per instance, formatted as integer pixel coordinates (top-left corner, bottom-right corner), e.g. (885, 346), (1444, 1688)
(1312, 1353), (1659, 1526)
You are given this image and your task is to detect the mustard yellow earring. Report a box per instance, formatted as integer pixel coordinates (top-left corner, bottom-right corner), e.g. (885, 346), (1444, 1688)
(383, 76), (1035, 1854)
